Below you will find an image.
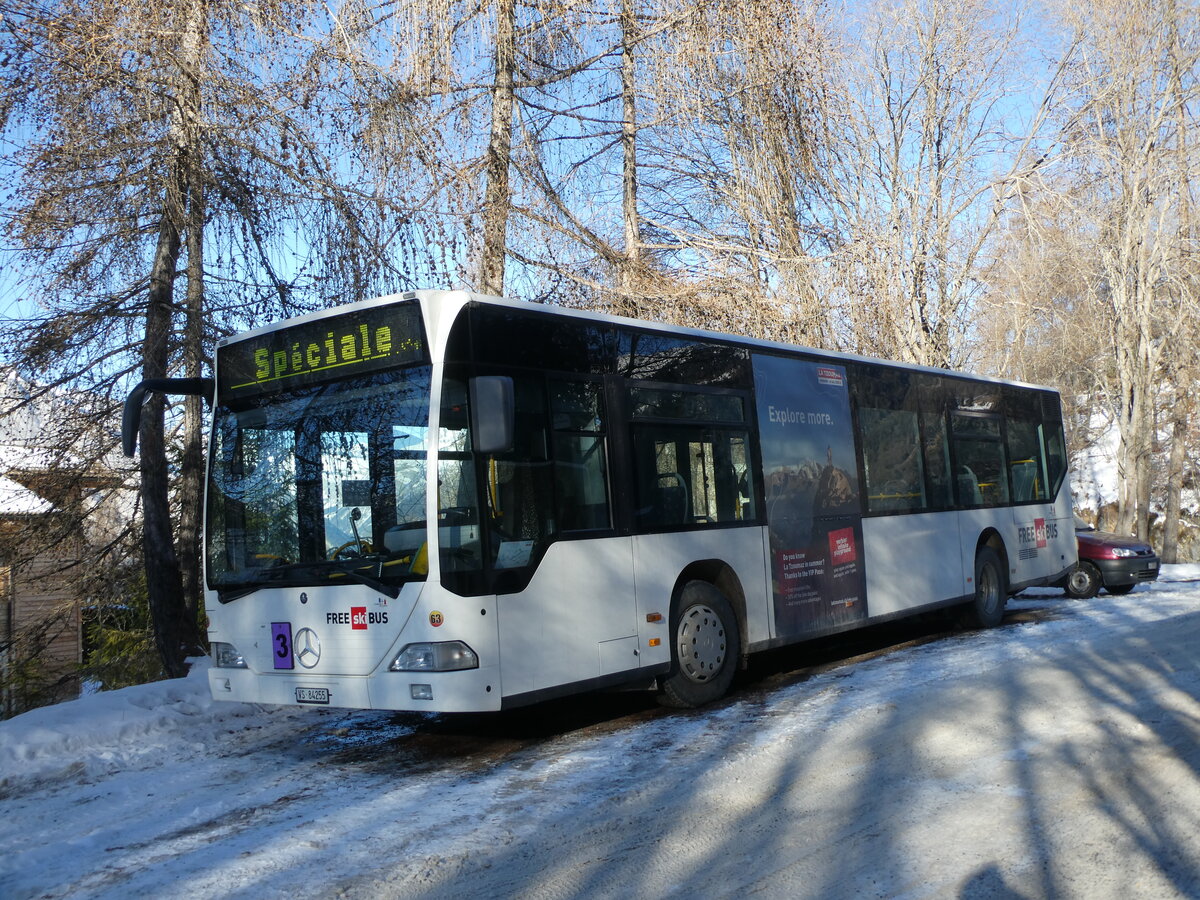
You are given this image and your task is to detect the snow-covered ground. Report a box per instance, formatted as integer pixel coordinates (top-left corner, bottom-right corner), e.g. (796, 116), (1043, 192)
(4, 568), (1200, 900)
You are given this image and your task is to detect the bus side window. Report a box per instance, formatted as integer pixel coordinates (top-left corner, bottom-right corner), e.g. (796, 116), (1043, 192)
(859, 408), (926, 513)
(951, 413), (1009, 507)
(550, 379), (611, 533)
(632, 427), (754, 529)
(922, 412), (953, 509)
(1042, 419), (1067, 500)
(1004, 391), (1051, 503)
(488, 377), (554, 569)
(628, 384), (754, 531)
(918, 377), (954, 509)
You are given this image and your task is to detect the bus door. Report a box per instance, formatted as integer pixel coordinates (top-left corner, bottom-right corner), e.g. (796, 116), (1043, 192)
(480, 374), (638, 698)
(1002, 395), (1069, 581)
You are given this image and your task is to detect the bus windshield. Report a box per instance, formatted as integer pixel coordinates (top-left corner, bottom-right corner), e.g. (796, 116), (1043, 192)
(206, 366), (434, 597)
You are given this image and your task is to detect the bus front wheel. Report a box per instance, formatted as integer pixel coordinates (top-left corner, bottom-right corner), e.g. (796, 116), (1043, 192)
(961, 547), (1007, 629)
(659, 581), (740, 709)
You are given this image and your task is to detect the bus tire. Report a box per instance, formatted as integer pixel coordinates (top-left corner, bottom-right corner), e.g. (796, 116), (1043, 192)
(1065, 561), (1101, 599)
(659, 581), (740, 709)
(961, 547), (1007, 629)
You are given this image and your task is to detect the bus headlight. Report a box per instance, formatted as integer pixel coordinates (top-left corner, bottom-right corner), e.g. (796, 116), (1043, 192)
(389, 641), (479, 672)
(212, 642), (247, 669)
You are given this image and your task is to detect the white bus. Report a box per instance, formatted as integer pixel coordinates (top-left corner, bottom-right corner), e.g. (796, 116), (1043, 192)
(124, 290), (1076, 711)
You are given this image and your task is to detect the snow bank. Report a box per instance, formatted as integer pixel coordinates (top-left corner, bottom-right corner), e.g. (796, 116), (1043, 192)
(1156, 562), (1200, 582)
(0, 658), (319, 790)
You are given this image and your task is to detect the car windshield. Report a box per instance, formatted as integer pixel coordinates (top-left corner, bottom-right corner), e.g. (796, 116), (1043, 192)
(206, 366), (434, 597)
(1074, 514), (1095, 532)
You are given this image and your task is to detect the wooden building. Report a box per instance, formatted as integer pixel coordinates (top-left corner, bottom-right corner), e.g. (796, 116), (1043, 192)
(0, 474), (83, 715)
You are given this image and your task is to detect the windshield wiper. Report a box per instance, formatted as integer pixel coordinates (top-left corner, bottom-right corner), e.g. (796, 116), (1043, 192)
(217, 585), (262, 605)
(326, 566), (401, 599)
(215, 559), (401, 602)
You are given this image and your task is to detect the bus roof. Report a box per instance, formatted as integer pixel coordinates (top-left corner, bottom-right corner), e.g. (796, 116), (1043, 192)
(217, 289), (1060, 395)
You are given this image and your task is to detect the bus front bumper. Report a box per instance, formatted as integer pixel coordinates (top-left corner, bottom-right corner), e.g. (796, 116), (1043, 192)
(208, 664), (503, 712)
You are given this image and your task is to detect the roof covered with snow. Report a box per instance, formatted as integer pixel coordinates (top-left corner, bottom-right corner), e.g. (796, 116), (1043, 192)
(0, 474), (53, 515)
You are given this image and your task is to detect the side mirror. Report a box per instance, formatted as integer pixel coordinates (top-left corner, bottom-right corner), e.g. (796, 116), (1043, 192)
(122, 377), (214, 457)
(469, 375), (515, 454)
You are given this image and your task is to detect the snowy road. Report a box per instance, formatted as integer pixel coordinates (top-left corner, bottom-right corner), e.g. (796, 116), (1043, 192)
(3, 570), (1200, 899)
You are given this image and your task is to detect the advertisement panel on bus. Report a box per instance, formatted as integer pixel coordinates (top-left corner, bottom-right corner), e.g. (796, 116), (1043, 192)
(753, 355), (868, 637)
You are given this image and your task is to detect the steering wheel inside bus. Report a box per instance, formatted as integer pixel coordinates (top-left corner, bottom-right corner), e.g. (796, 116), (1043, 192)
(329, 540), (373, 560)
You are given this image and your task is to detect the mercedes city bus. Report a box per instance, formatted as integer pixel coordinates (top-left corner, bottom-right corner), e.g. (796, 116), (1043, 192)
(123, 290), (1076, 711)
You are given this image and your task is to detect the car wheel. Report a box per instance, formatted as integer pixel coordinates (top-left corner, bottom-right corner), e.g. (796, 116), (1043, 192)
(960, 547), (1007, 629)
(1065, 561), (1101, 599)
(1105, 583), (1136, 595)
(659, 581), (740, 709)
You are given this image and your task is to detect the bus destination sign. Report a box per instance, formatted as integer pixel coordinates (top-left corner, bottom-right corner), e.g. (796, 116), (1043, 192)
(218, 301), (425, 399)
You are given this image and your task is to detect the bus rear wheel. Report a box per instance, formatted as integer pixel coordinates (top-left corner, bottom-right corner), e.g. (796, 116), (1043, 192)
(1065, 561), (1101, 599)
(659, 581), (740, 709)
(961, 546), (1007, 629)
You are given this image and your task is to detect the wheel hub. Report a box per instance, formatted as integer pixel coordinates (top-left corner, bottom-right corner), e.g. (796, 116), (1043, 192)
(676, 604), (727, 683)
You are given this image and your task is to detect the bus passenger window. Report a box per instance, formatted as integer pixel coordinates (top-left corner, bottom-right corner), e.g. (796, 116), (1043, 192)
(1004, 406), (1050, 503)
(859, 408), (926, 513)
(633, 427), (755, 529)
(551, 380), (611, 533)
(951, 414), (1009, 507)
(1043, 420), (1067, 499)
(921, 409), (953, 508)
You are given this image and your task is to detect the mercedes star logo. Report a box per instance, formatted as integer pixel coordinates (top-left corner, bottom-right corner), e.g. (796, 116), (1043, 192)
(294, 628), (321, 668)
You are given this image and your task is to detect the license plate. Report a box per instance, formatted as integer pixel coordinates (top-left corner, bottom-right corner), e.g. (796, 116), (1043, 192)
(295, 687), (330, 705)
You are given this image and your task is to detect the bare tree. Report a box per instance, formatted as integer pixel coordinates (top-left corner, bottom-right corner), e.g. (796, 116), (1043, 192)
(0, 0), (414, 678)
(1047, 0), (1200, 539)
(359, 0), (624, 297)
(1160, 0), (1200, 561)
(623, 0), (832, 341)
(818, 0), (1058, 368)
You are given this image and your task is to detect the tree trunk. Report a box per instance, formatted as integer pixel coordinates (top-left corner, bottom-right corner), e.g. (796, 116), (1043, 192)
(141, 0), (207, 675)
(141, 170), (190, 679)
(619, 0), (641, 307)
(479, 0), (516, 296)
(1135, 436), (1153, 543)
(177, 170), (205, 636)
(1161, 387), (1188, 562)
(176, 2), (207, 637)
(1162, 0), (1194, 561)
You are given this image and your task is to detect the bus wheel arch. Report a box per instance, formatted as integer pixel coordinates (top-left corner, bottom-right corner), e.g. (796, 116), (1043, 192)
(977, 529), (1009, 574)
(658, 562), (744, 709)
(673, 560), (748, 660)
(961, 532), (1008, 629)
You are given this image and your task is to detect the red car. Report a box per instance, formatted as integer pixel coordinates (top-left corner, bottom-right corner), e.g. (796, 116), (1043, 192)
(1063, 518), (1160, 599)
